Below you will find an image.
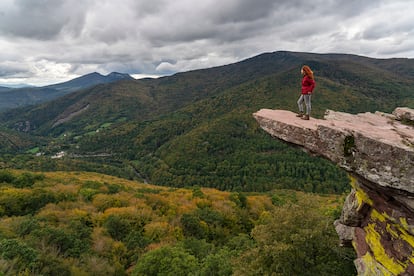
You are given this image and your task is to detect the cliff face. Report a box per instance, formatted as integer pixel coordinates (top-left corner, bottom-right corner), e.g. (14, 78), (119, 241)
(253, 107), (414, 276)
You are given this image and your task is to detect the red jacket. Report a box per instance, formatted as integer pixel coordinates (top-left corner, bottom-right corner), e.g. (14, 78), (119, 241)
(301, 76), (315, 94)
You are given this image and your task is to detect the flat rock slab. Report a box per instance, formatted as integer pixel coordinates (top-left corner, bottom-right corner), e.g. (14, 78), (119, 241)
(253, 109), (414, 193)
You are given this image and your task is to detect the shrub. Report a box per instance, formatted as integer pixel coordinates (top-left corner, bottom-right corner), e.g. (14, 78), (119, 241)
(12, 172), (45, 188)
(180, 213), (207, 239)
(82, 180), (103, 190)
(0, 170), (15, 184)
(0, 188), (56, 216)
(124, 230), (151, 250)
(192, 186), (205, 198)
(0, 239), (38, 269)
(36, 254), (71, 276)
(132, 246), (199, 276)
(143, 221), (170, 242)
(271, 191), (298, 206)
(79, 188), (100, 201)
(200, 248), (233, 276)
(32, 226), (90, 258)
(93, 194), (128, 212)
(104, 215), (132, 241)
(16, 216), (40, 237)
(106, 183), (123, 194)
(229, 192), (247, 208)
(0, 171), (45, 188)
(180, 238), (213, 260)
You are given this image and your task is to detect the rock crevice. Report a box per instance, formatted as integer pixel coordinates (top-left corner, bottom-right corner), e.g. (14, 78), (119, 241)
(253, 107), (414, 275)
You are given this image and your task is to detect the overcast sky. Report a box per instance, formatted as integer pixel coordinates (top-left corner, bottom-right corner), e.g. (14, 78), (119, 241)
(0, 0), (413, 86)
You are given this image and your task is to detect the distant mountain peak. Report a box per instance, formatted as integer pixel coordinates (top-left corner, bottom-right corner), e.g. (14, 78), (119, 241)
(45, 71), (133, 91)
(107, 72), (127, 76)
(86, 72), (104, 77)
(106, 72), (134, 80)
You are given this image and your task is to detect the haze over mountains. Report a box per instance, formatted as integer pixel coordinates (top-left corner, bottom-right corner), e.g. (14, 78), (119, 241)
(0, 50), (413, 192)
(0, 72), (133, 111)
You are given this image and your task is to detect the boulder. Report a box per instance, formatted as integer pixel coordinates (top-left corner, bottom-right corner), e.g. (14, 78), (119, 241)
(393, 107), (414, 122)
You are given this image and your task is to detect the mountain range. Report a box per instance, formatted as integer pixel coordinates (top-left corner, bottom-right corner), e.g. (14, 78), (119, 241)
(0, 72), (133, 111)
(0, 51), (413, 193)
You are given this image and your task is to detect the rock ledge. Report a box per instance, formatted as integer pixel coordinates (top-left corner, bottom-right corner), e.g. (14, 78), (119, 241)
(253, 107), (414, 275)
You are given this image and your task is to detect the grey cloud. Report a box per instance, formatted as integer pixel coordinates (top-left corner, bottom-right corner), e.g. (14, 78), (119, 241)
(0, 0), (413, 85)
(361, 20), (414, 41)
(376, 42), (414, 57)
(131, 0), (167, 17)
(136, 1), (277, 47)
(0, 0), (89, 40)
(138, 0), (377, 47)
(210, 0), (278, 24)
(316, 0), (378, 17)
(0, 63), (28, 77)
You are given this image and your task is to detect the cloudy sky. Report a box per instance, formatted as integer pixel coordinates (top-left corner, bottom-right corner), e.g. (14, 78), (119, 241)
(0, 0), (413, 86)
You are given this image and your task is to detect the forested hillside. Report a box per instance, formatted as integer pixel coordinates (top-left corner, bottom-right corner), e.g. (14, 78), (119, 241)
(0, 51), (413, 194)
(0, 170), (355, 275)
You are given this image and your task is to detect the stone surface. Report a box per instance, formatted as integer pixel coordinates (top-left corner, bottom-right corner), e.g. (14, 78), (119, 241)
(334, 219), (355, 246)
(340, 189), (362, 226)
(393, 107), (414, 122)
(253, 109), (414, 193)
(253, 108), (414, 276)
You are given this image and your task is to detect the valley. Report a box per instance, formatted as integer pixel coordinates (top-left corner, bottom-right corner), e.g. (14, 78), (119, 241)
(0, 50), (413, 274)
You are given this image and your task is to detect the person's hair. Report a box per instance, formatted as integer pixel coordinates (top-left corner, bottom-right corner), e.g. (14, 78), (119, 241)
(302, 65), (314, 79)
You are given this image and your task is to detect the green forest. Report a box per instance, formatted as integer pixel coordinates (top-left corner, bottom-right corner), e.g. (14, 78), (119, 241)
(1, 52), (413, 196)
(0, 170), (356, 275)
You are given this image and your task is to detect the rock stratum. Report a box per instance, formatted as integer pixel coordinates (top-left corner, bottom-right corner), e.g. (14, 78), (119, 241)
(253, 107), (414, 276)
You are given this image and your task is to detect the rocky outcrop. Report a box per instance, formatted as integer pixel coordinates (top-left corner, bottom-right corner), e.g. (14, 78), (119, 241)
(253, 107), (414, 276)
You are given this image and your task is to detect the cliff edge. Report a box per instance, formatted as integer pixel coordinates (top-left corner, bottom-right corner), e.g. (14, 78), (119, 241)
(253, 107), (414, 275)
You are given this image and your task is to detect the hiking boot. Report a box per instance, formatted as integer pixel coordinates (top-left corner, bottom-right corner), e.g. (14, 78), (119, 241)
(296, 112), (304, 117)
(301, 114), (310, 120)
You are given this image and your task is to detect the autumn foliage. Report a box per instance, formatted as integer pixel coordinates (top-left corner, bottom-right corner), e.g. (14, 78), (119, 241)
(0, 170), (355, 275)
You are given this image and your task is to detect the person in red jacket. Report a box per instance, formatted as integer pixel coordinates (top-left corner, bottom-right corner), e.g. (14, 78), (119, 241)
(296, 65), (315, 120)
